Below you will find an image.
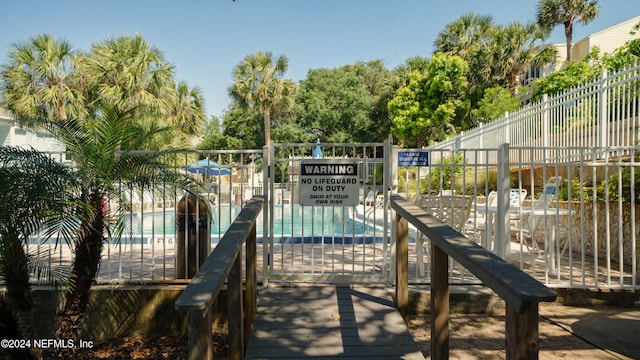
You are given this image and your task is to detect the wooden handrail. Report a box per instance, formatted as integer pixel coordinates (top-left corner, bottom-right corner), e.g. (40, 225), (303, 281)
(175, 196), (264, 360)
(390, 194), (556, 359)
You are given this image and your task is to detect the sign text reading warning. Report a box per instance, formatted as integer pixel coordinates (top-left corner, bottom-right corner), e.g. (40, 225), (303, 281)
(299, 160), (359, 206)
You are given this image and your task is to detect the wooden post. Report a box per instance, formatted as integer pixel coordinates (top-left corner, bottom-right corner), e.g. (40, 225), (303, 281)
(228, 254), (244, 360)
(188, 308), (212, 360)
(244, 223), (257, 347)
(506, 302), (540, 360)
(431, 243), (449, 360)
(395, 213), (409, 315)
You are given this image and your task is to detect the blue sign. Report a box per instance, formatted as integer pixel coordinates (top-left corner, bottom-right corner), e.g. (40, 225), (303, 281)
(398, 151), (429, 167)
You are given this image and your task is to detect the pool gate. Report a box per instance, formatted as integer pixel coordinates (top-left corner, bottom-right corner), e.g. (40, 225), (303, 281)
(264, 140), (394, 284)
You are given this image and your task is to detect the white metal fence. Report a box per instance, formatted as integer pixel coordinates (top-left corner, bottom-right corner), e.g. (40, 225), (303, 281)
(20, 142), (640, 290)
(406, 63), (640, 289)
(25, 149), (264, 283)
(431, 65), (640, 164)
(15, 65), (640, 289)
(265, 141), (390, 283)
(398, 145), (639, 289)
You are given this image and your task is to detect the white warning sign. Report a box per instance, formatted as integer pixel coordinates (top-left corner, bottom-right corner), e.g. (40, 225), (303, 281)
(299, 160), (359, 206)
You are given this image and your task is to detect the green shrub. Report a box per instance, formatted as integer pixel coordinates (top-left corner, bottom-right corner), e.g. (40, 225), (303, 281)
(421, 153), (465, 193)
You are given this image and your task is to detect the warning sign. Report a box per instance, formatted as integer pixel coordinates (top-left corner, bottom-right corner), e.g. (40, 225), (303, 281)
(299, 160), (359, 206)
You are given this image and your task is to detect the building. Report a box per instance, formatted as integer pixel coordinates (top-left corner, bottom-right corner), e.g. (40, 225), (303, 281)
(524, 16), (640, 84)
(0, 107), (65, 152)
(570, 15), (640, 64)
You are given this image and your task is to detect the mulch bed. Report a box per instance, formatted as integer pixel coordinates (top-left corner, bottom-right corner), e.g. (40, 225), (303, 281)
(70, 334), (228, 360)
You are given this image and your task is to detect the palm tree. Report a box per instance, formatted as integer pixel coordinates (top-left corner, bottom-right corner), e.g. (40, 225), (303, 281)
(0, 146), (78, 360)
(0, 34), (86, 125)
(434, 13), (495, 92)
(435, 13), (495, 59)
(79, 33), (176, 119)
(537, 0), (600, 62)
(47, 107), (200, 344)
(168, 81), (207, 146)
(1, 34), (200, 346)
(488, 21), (557, 93)
(229, 51), (296, 152)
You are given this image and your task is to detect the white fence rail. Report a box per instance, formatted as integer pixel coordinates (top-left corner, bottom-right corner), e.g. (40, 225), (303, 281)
(17, 142), (640, 290)
(399, 144), (639, 289)
(14, 65), (640, 289)
(431, 65), (640, 165)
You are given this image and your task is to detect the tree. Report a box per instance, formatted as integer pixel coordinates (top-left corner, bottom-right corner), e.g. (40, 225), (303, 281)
(46, 107), (199, 346)
(530, 50), (601, 100)
(79, 34), (176, 117)
(167, 81), (207, 147)
(488, 21), (557, 93)
(471, 86), (522, 123)
(1, 34), (200, 347)
(388, 53), (469, 147)
(229, 51), (296, 150)
(294, 61), (392, 143)
(537, 0), (600, 62)
(0, 34), (86, 125)
(0, 147), (78, 360)
(435, 13), (495, 87)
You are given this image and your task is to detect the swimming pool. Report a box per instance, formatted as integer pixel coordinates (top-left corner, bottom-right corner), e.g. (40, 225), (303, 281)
(123, 204), (382, 243)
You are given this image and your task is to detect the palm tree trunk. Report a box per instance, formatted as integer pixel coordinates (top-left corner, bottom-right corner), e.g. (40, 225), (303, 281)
(262, 105), (271, 153)
(55, 193), (105, 343)
(2, 235), (42, 360)
(565, 23), (573, 62)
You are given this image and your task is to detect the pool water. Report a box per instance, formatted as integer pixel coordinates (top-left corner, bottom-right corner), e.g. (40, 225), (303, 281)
(125, 204), (380, 239)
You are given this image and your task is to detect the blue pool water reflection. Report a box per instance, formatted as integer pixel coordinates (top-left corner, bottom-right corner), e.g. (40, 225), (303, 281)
(124, 205), (380, 242)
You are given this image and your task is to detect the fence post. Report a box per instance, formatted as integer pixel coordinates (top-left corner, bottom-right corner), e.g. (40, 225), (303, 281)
(598, 69), (609, 155)
(244, 222), (257, 348)
(506, 303), (540, 359)
(542, 94), (549, 152)
(385, 138), (395, 282)
(187, 309), (212, 360)
(228, 254), (244, 360)
(497, 143), (511, 258)
(431, 243), (449, 360)
(262, 144), (270, 287)
(395, 213), (409, 314)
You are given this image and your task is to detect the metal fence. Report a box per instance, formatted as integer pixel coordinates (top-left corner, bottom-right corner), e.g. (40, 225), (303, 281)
(25, 149), (264, 284)
(16, 65), (640, 288)
(25, 144), (393, 285)
(20, 142), (640, 290)
(265, 141), (390, 283)
(431, 65), (640, 164)
(406, 63), (640, 290)
(398, 144), (639, 289)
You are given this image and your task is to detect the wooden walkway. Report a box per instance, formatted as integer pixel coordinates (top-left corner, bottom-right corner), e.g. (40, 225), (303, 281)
(245, 286), (424, 359)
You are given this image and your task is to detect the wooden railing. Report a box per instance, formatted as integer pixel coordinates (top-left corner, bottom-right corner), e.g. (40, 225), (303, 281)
(175, 196), (264, 360)
(391, 194), (557, 359)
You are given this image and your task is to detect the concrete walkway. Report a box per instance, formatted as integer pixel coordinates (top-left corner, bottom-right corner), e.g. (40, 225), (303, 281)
(406, 302), (640, 359)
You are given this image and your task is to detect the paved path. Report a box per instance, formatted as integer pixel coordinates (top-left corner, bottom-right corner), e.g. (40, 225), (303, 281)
(406, 302), (639, 359)
(245, 286), (424, 359)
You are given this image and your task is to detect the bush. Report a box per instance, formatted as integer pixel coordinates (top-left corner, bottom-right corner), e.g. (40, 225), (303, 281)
(568, 163), (640, 203)
(421, 153), (465, 193)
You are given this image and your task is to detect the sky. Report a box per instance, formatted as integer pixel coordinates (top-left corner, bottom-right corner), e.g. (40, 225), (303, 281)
(2, 0), (639, 119)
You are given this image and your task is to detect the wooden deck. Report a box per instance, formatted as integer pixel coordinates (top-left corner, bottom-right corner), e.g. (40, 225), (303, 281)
(245, 286), (425, 359)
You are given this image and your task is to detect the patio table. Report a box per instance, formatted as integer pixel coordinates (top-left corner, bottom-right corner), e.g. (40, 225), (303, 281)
(477, 205), (574, 271)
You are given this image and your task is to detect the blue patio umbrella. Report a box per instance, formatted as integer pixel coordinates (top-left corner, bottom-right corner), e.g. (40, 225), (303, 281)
(313, 139), (323, 158)
(186, 159), (231, 175)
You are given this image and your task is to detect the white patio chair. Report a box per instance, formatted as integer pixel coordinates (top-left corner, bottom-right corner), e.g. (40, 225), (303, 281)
(416, 192), (473, 277)
(464, 191), (497, 248)
(521, 176), (564, 255)
(364, 190), (379, 206)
